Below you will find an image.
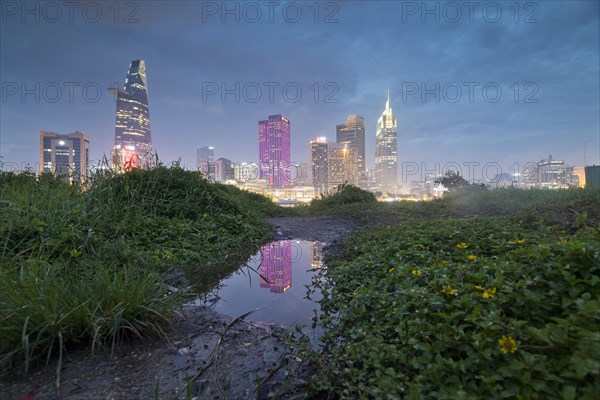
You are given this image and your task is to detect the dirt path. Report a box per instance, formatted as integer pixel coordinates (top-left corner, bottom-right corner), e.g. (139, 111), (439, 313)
(1, 215), (359, 400)
(268, 215), (360, 243)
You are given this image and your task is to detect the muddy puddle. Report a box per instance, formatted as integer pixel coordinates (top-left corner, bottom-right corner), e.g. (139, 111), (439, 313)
(194, 240), (325, 344)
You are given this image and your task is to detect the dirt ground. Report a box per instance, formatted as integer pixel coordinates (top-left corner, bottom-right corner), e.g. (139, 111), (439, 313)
(0, 215), (359, 400)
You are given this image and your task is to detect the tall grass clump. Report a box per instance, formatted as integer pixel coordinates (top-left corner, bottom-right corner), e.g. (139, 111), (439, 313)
(306, 183), (377, 214)
(0, 165), (278, 374)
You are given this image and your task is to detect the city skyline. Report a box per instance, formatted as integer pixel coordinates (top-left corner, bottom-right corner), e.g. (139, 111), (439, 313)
(1, 1), (599, 182)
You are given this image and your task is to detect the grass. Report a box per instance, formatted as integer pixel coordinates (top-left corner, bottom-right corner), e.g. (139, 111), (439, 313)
(0, 165), (276, 375)
(301, 187), (600, 399)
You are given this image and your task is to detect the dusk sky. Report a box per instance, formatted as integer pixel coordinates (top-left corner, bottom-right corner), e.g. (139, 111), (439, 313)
(1, 0), (599, 183)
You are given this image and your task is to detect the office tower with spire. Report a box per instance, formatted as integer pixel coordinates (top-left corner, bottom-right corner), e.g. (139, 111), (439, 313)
(109, 60), (153, 170)
(375, 90), (398, 191)
(336, 114), (366, 188)
(258, 115), (291, 187)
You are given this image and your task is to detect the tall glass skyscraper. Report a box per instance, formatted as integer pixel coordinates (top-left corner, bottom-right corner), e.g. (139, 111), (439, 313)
(337, 114), (366, 188)
(375, 90), (398, 191)
(258, 115), (291, 187)
(109, 59), (153, 170)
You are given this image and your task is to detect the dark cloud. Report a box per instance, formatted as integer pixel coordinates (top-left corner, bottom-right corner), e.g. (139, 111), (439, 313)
(1, 1), (598, 176)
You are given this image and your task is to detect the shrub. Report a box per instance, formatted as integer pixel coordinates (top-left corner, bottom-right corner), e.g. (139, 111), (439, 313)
(305, 190), (600, 399)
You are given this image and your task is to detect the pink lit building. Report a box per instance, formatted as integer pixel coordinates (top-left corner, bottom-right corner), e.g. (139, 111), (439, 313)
(258, 115), (291, 187)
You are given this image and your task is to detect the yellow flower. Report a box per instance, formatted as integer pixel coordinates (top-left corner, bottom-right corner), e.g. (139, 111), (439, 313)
(456, 243), (468, 249)
(482, 287), (496, 298)
(467, 255), (477, 261)
(499, 335), (517, 353)
(441, 285), (458, 295)
(510, 239), (525, 245)
(411, 269), (422, 276)
(415, 243), (424, 247)
(474, 285), (484, 291)
(559, 239), (568, 244)
(352, 291), (358, 296)
(388, 267), (395, 273)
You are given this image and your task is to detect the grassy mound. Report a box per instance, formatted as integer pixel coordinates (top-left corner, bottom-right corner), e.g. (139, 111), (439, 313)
(306, 183), (377, 214)
(0, 166), (277, 374)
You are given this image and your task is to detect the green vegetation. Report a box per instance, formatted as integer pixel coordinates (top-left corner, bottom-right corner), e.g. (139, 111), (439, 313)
(3, 168), (599, 399)
(0, 166), (273, 374)
(434, 170), (486, 192)
(291, 183), (378, 216)
(304, 188), (600, 399)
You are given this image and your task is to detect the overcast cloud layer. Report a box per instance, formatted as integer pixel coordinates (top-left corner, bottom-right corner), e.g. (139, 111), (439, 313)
(1, 1), (599, 183)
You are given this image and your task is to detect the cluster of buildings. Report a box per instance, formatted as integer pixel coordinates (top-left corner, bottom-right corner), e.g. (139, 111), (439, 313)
(38, 59), (599, 201)
(197, 91), (400, 203)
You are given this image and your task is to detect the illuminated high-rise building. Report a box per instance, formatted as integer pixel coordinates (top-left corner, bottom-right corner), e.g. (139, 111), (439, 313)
(214, 158), (235, 182)
(573, 166), (586, 188)
(197, 146), (215, 179)
(375, 90), (398, 191)
(337, 114), (366, 188)
(109, 59), (153, 170)
(259, 115), (291, 188)
(197, 146), (214, 166)
(309, 137), (328, 195)
(39, 130), (90, 185)
(328, 142), (358, 189)
(309, 137), (357, 195)
(259, 241), (292, 293)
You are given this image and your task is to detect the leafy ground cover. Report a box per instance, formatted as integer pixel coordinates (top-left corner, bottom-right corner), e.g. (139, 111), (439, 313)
(0, 166), (274, 374)
(304, 188), (600, 399)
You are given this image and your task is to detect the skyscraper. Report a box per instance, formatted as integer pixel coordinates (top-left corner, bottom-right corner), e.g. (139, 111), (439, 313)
(375, 90), (398, 191)
(197, 146), (214, 166)
(109, 59), (153, 170)
(214, 158), (235, 182)
(337, 115), (366, 188)
(309, 137), (328, 195)
(258, 115), (291, 187)
(328, 142), (358, 189)
(309, 137), (357, 195)
(40, 130), (90, 184)
(197, 146), (215, 180)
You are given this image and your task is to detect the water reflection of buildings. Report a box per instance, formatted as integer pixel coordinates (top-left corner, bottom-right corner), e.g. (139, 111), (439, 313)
(310, 242), (323, 269)
(260, 241), (292, 293)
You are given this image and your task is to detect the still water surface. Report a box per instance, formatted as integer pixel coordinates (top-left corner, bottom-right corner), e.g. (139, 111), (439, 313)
(206, 240), (324, 339)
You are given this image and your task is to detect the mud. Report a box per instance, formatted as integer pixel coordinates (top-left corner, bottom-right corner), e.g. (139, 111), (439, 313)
(0, 215), (359, 400)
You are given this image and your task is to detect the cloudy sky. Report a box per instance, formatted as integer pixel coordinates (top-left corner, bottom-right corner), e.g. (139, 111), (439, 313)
(1, 0), (598, 183)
